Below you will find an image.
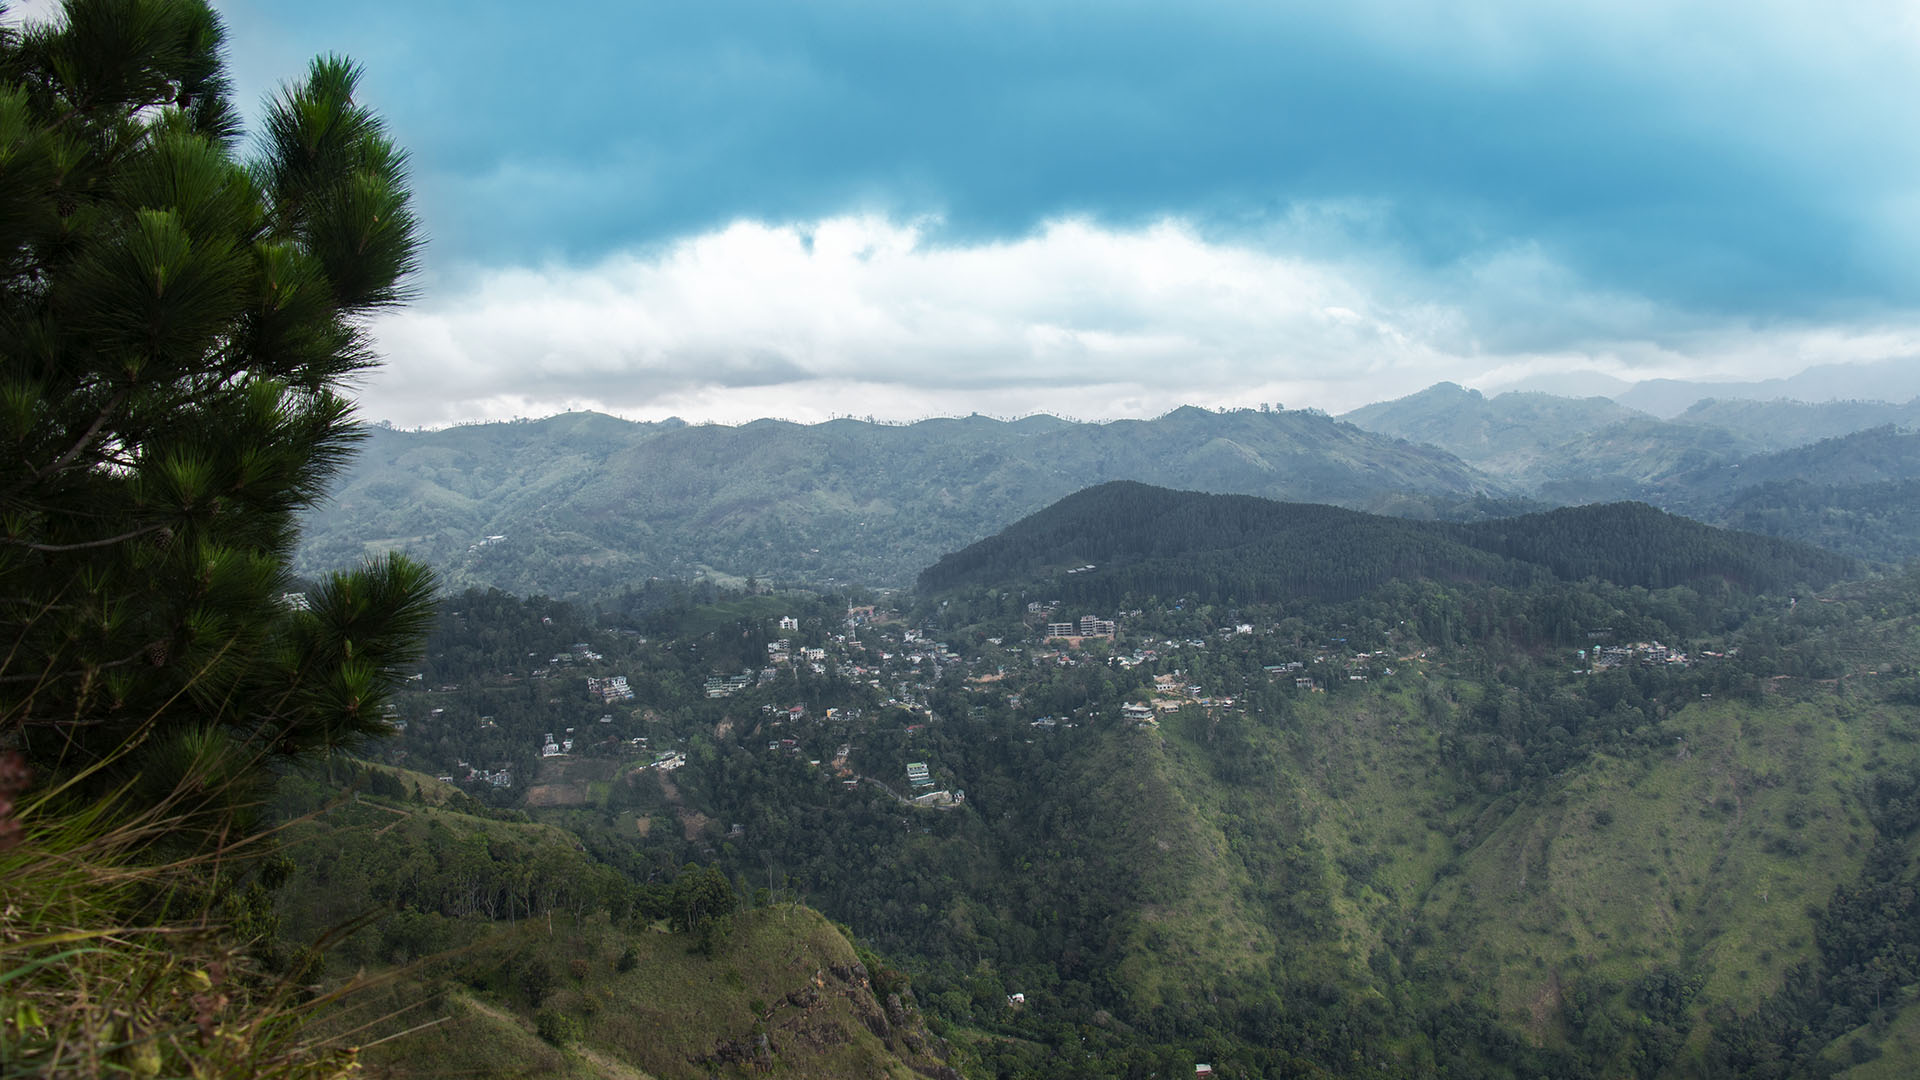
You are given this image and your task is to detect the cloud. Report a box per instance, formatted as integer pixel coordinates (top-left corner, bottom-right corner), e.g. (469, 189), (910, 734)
(220, 0), (1920, 322)
(359, 214), (1920, 428)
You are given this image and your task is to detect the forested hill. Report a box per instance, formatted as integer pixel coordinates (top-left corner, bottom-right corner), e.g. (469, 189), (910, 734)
(1448, 501), (1858, 591)
(917, 481), (1856, 604)
(294, 406), (1509, 594)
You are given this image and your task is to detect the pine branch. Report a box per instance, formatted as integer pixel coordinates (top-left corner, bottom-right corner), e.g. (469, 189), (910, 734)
(4, 522), (167, 552)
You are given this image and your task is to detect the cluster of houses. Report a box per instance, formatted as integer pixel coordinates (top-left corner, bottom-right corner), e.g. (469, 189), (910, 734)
(1586, 640), (1692, 671)
(441, 762), (513, 788)
(765, 631), (829, 675)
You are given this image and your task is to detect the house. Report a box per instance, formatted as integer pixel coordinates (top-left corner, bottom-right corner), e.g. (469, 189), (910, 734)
(1045, 622), (1075, 639)
(906, 761), (933, 788)
(778, 615), (800, 631)
(541, 733), (561, 757)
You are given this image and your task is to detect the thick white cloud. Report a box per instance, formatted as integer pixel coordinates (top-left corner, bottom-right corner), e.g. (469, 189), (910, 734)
(360, 215), (1920, 428)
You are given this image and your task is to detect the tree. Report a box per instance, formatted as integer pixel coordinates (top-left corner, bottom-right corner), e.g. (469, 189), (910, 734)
(669, 863), (738, 954)
(0, 0), (434, 798)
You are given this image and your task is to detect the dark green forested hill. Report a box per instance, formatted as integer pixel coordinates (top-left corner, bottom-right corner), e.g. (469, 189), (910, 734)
(1448, 501), (1858, 591)
(294, 406), (1511, 595)
(918, 482), (1856, 605)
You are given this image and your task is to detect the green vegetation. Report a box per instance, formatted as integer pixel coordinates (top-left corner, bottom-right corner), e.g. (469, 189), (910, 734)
(0, 3), (432, 1075)
(361, 480), (1920, 1077)
(0, 0), (436, 791)
(266, 762), (962, 1079)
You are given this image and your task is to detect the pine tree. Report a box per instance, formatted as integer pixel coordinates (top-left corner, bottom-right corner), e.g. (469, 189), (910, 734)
(0, 0), (436, 790)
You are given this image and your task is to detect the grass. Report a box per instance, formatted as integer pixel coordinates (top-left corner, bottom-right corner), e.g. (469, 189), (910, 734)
(356, 907), (950, 1080)
(0, 749), (376, 1079)
(1409, 688), (1911, 1065)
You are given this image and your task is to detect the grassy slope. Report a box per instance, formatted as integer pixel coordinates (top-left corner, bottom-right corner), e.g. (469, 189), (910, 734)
(358, 908), (952, 1080)
(1064, 650), (1918, 1073)
(279, 789), (955, 1079)
(1421, 696), (1877, 1029)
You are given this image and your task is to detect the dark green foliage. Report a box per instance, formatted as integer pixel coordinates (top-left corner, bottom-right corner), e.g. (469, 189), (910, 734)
(919, 482), (1852, 606)
(669, 863), (737, 954)
(0, 0), (435, 799)
(1452, 501), (1854, 591)
(532, 1008), (580, 1047)
(1701, 759), (1920, 1076)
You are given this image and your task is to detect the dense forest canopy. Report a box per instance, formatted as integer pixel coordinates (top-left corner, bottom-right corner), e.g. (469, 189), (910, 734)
(919, 482), (1856, 607)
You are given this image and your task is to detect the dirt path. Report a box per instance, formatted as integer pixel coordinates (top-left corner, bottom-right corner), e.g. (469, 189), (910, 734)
(456, 995), (656, 1080)
(569, 1043), (656, 1080)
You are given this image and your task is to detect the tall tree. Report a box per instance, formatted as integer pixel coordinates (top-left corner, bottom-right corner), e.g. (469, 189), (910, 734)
(0, 0), (435, 790)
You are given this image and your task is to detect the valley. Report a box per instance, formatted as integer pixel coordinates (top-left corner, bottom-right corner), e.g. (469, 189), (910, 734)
(288, 486), (1920, 1078)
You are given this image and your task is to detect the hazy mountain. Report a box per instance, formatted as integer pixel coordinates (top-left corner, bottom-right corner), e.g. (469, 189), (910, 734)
(297, 406), (1512, 594)
(1479, 358), (1920, 417)
(1339, 383), (1920, 562)
(1611, 357), (1920, 417)
(1339, 383), (1757, 497)
(1673, 396), (1920, 452)
(1340, 383), (1652, 475)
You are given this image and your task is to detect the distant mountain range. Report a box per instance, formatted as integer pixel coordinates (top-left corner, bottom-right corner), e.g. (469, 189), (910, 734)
(298, 375), (1920, 597)
(1492, 356), (1920, 417)
(297, 406), (1512, 595)
(1338, 383), (1920, 563)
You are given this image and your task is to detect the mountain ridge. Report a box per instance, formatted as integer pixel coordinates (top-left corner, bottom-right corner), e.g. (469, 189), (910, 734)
(299, 407), (1513, 594)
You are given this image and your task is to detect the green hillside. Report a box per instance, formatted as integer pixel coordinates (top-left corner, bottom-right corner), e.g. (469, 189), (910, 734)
(270, 768), (962, 1080)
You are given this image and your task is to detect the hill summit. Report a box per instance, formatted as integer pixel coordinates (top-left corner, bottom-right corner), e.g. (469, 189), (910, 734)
(918, 481), (1855, 604)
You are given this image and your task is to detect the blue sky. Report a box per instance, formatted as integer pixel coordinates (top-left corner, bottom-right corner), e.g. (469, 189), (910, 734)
(29, 0), (1920, 424)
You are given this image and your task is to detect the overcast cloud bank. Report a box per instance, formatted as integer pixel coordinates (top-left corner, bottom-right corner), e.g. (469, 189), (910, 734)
(365, 215), (1920, 428)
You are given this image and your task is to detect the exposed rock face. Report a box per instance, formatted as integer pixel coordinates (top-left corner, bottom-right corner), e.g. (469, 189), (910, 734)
(698, 953), (952, 1076)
